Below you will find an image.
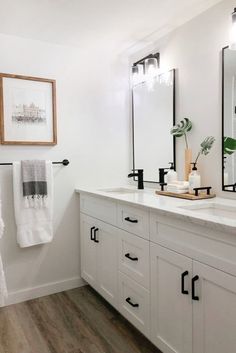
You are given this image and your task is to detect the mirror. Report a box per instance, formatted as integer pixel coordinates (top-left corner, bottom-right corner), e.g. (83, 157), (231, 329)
(132, 69), (176, 183)
(222, 47), (236, 192)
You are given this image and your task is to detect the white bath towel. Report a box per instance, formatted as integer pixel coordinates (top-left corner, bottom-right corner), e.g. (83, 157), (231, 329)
(13, 161), (54, 248)
(0, 196), (7, 306)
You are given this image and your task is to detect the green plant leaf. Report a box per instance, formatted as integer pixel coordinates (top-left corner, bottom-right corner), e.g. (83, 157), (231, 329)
(170, 118), (193, 137)
(224, 137), (236, 155)
(194, 136), (215, 164)
(200, 136), (215, 156)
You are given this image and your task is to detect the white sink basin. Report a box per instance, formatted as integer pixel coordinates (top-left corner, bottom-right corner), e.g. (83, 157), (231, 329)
(99, 187), (140, 194)
(179, 203), (236, 220)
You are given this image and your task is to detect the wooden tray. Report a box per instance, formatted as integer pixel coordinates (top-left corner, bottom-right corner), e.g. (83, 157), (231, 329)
(155, 190), (216, 200)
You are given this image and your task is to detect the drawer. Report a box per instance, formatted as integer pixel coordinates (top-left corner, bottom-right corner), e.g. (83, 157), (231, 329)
(80, 194), (117, 225)
(117, 203), (149, 239)
(150, 211), (236, 277)
(118, 229), (150, 289)
(118, 272), (150, 338)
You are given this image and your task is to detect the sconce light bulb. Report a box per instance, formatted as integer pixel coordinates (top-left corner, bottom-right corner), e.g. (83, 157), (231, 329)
(144, 57), (158, 90)
(132, 64), (144, 86)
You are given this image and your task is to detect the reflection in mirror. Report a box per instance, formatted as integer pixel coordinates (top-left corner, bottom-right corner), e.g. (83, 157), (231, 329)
(132, 69), (175, 183)
(222, 47), (236, 192)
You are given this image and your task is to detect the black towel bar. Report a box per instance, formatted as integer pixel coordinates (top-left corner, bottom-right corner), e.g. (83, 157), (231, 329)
(0, 159), (70, 166)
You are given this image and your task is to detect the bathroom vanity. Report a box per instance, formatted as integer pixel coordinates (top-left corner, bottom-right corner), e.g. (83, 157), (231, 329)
(76, 186), (236, 353)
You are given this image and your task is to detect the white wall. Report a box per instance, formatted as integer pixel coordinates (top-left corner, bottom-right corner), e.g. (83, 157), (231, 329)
(130, 0), (236, 198)
(0, 33), (129, 304)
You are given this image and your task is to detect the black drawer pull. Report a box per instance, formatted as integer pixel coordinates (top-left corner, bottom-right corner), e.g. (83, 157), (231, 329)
(94, 228), (99, 243)
(192, 275), (199, 301)
(126, 297), (139, 308)
(125, 253), (138, 261)
(181, 271), (189, 295)
(124, 217), (138, 223)
(90, 226), (95, 241)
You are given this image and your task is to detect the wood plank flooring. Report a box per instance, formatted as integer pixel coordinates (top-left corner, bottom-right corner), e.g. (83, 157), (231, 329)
(0, 286), (161, 353)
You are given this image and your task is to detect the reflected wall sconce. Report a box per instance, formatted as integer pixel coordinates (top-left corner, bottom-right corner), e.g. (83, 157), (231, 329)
(230, 8), (236, 50)
(131, 53), (160, 87)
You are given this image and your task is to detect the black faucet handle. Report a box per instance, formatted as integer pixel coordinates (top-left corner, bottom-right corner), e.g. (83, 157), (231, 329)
(159, 167), (169, 171)
(132, 168), (143, 172)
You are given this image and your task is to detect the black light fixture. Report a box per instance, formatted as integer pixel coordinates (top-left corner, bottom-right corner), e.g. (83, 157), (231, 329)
(131, 53), (160, 86)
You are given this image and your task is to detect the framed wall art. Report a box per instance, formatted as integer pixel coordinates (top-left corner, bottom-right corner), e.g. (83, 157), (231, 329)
(0, 73), (57, 145)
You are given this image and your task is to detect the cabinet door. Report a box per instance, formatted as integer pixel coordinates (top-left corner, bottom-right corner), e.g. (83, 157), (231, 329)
(80, 214), (97, 288)
(193, 261), (236, 353)
(150, 244), (193, 353)
(96, 220), (118, 309)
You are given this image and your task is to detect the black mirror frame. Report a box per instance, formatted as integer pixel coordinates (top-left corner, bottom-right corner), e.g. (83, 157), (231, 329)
(132, 68), (176, 184)
(222, 46), (236, 192)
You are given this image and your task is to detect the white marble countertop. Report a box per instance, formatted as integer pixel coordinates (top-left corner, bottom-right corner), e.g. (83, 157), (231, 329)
(75, 185), (236, 233)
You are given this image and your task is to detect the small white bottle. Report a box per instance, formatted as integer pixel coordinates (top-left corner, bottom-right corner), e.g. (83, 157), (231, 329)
(189, 163), (201, 194)
(166, 162), (178, 184)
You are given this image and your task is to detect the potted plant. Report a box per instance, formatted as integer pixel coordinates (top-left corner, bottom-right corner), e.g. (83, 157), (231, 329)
(188, 136), (215, 194)
(170, 118), (193, 181)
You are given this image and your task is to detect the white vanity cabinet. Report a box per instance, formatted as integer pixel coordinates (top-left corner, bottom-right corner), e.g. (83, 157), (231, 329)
(192, 261), (236, 353)
(80, 213), (118, 309)
(150, 212), (236, 353)
(78, 190), (236, 353)
(80, 193), (151, 337)
(150, 244), (193, 353)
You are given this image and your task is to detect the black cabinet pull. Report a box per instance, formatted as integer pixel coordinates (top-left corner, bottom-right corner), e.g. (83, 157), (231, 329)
(90, 226), (95, 241)
(126, 297), (139, 308)
(124, 217), (138, 223)
(192, 275), (199, 301)
(125, 253), (138, 261)
(181, 271), (189, 295)
(94, 228), (99, 243)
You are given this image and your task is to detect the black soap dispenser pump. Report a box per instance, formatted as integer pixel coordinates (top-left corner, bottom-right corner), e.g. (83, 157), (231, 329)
(189, 162), (201, 194)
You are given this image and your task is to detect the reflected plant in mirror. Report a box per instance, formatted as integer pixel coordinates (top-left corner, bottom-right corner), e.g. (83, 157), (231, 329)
(170, 118), (193, 181)
(224, 137), (236, 187)
(222, 46), (236, 191)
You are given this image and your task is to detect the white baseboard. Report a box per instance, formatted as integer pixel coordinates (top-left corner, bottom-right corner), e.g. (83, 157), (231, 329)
(5, 276), (86, 306)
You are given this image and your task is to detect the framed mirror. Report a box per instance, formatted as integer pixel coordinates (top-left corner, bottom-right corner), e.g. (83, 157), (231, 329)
(132, 69), (176, 183)
(222, 46), (236, 192)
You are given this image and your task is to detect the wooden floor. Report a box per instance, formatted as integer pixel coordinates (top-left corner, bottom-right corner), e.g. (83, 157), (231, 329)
(0, 286), (161, 353)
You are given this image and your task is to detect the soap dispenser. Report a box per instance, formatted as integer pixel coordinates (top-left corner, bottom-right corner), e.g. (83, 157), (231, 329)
(166, 162), (178, 184)
(189, 162), (201, 194)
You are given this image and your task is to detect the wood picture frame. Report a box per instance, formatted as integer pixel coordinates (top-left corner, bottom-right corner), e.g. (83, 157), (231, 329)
(0, 73), (57, 145)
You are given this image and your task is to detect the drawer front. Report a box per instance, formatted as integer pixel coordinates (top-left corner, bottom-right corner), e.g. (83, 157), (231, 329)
(80, 194), (117, 225)
(118, 272), (150, 338)
(150, 211), (236, 277)
(118, 230), (150, 288)
(117, 203), (149, 239)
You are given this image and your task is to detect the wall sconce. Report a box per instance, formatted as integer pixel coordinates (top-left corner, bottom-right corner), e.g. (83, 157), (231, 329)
(131, 53), (160, 87)
(230, 8), (236, 50)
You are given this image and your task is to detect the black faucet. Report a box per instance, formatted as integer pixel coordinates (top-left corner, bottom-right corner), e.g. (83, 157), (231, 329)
(158, 168), (169, 184)
(128, 169), (144, 189)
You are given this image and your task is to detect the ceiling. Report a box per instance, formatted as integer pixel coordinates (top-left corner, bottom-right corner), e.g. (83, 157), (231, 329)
(0, 0), (223, 50)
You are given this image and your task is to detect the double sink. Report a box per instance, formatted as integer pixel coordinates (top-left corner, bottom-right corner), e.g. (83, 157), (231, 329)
(99, 187), (236, 222)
